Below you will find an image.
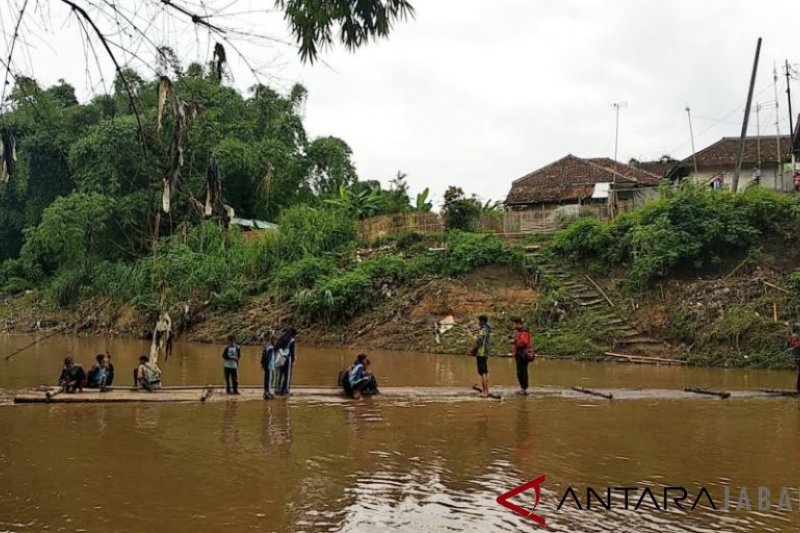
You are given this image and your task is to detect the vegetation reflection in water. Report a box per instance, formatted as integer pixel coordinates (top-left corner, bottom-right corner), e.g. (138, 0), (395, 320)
(3, 336), (800, 532)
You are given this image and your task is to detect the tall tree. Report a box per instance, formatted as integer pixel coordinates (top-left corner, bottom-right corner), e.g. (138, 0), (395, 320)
(307, 136), (358, 195)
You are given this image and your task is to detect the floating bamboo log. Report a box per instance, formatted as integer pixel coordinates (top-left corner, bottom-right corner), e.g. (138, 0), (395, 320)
(684, 387), (731, 399)
(571, 386), (613, 400)
(10, 386), (800, 404)
(604, 352), (687, 365)
(758, 389), (799, 397)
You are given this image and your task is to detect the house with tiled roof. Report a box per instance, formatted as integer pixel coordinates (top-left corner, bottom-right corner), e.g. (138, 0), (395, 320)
(671, 135), (794, 191)
(635, 156), (680, 178)
(503, 154), (661, 232)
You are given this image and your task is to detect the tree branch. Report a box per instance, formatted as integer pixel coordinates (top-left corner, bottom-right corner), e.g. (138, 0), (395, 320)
(57, 0), (144, 137)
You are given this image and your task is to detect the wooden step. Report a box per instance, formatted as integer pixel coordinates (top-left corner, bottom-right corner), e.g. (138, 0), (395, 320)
(575, 294), (602, 301)
(573, 290), (601, 298)
(615, 330), (643, 339)
(578, 299), (606, 306)
(564, 284), (590, 291)
(613, 336), (664, 345)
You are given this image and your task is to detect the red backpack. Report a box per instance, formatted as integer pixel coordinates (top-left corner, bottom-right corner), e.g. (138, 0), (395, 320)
(790, 334), (800, 349)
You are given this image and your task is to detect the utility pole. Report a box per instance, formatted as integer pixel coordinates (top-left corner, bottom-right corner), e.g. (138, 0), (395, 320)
(611, 101), (627, 220)
(787, 60), (796, 175)
(756, 102), (762, 169)
(774, 63), (783, 188)
(787, 60), (795, 139)
(733, 37), (762, 193)
(613, 101), (628, 163)
(685, 105), (698, 175)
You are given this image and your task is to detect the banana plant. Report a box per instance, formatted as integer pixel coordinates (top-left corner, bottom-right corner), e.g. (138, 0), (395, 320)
(413, 187), (433, 212)
(324, 184), (383, 219)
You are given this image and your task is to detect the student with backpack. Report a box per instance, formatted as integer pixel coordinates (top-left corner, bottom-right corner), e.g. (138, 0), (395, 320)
(348, 356), (377, 399)
(275, 328), (297, 395)
(222, 334), (241, 395)
(58, 356), (86, 393)
(261, 332), (277, 400)
(86, 353), (110, 392)
(470, 315), (492, 398)
(136, 354), (162, 391)
(789, 324), (800, 392)
(511, 317), (535, 396)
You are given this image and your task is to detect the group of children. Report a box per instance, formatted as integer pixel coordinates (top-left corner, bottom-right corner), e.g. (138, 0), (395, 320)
(56, 317), (535, 399)
(58, 353), (116, 393)
(58, 352), (162, 393)
(220, 329), (299, 399)
(471, 316), (536, 398)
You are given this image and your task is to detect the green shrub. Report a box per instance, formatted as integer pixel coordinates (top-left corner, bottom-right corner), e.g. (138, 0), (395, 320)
(552, 217), (612, 263)
(294, 270), (374, 323)
(356, 255), (410, 283)
(550, 183), (799, 287)
(395, 230), (426, 250)
(445, 231), (508, 275)
(215, 286), (247, 311)
(277, 205), (357, 260)
(2, 277), (32, 295)
(46, 268), (87, 307)
(271, 256), (337, 301)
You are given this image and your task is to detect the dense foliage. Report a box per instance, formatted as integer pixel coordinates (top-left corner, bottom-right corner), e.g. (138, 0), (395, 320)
(0, 73), (458, 308)
(552, 184), (800, 286)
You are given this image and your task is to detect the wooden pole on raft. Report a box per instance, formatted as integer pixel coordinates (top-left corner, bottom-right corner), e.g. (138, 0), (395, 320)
(684, 387), (731, 399)
(571, 386), (613, 400)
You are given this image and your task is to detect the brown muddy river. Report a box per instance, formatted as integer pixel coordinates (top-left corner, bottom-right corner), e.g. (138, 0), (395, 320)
(2, 334), (800, 532)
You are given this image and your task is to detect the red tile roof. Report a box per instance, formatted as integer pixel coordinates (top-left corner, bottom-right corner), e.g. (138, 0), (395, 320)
(505, 155), (661, 206)
(681, 135), (792, 169)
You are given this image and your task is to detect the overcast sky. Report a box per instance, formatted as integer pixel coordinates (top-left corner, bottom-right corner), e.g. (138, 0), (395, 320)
(3, 0), (800, 206)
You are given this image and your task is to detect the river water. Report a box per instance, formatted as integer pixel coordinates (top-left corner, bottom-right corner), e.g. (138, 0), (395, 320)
(2, 333), (800, 532)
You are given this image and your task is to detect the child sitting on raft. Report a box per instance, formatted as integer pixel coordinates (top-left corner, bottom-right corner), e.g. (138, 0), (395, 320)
(87, 353), (114, 392)
(339, 354), (379, 399)
(136, 355), (162, 391)
(58, 356), (86, 393)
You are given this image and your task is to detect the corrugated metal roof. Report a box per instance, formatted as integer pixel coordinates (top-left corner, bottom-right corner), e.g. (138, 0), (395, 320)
(231, 217), (278, 230)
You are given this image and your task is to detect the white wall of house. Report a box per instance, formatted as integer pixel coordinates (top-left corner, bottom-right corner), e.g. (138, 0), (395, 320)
(688, 164), (794, 191)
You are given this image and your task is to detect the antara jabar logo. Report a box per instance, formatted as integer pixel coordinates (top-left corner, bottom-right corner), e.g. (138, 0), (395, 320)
(496, 475), (547, 525)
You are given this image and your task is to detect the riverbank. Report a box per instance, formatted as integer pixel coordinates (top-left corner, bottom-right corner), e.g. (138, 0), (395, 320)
(1, 262), (540, 356)
(3, 253), (799, 370)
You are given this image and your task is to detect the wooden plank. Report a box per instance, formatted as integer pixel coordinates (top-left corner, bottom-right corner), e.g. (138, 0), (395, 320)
(571, 386), (613, 400)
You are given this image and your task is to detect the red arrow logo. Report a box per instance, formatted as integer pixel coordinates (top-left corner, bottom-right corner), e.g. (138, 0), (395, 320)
(496, 475), (547, 525)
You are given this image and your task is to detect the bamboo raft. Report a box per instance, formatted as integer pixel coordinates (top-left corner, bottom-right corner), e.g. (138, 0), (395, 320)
(6, 385), (800, 405)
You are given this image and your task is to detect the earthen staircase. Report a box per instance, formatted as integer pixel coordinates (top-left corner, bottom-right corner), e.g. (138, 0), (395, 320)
(524, 246), (681, 363)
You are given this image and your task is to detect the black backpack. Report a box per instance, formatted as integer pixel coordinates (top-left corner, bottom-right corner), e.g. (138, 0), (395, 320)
(338, 368), (352, 394)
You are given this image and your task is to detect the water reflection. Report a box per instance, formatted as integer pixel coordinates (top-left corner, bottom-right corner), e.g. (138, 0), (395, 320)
(4, 335), (800, 532)
(221, 401), (240, 449)
(259, 403), (293, 457)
